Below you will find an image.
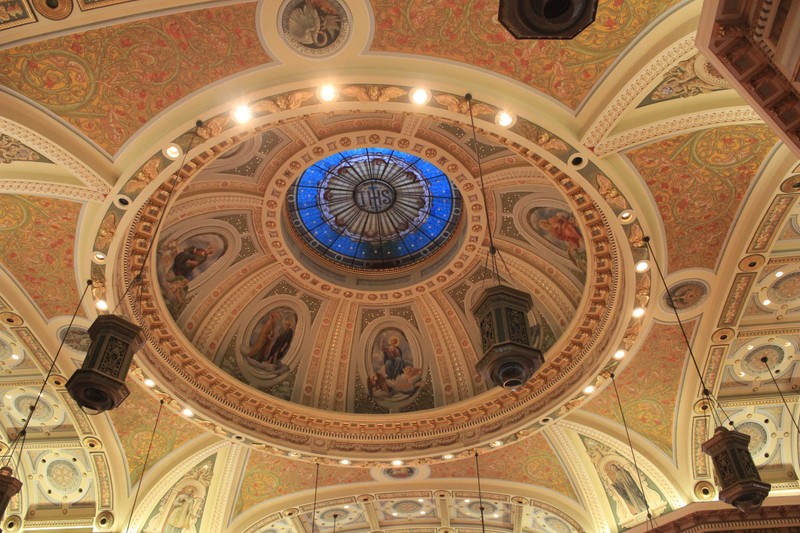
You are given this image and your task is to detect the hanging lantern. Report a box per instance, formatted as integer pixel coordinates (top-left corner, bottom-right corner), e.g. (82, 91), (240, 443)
(471, 285), (543, 389)
(702, 426), (771, 512)
(0, 466), (22, 522)
(66, 314), (143, 414)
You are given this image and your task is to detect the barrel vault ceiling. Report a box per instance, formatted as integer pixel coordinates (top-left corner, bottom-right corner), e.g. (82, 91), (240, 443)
(0, 0), (799, 532)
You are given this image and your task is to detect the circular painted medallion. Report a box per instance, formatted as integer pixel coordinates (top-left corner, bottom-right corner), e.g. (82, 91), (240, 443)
(280, 0), (350, 57)
(287, 148), (462, 270)
(663, 280), (708, 310)
(741, 344), (784, 375)
(768, 271), (800, 304)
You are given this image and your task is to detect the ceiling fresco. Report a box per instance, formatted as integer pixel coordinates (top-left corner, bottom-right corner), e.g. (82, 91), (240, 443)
(0, 1), (799, 532)
(0, 3), (269, 155)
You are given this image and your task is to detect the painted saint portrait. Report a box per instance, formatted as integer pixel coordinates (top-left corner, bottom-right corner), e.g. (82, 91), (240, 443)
(156, 233), (226, 319)
(242, 307), (298, 374)
(144, 457), (214, 533)
(367, 328), (423, 405)
(527, 207), (586, 270)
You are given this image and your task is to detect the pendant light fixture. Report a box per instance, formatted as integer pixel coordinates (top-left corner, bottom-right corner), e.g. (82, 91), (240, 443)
(0, 279), (92, 526)
(67, 121), (203, 414)
(644, 236), (770, 512)
(465, 94), (543, 389)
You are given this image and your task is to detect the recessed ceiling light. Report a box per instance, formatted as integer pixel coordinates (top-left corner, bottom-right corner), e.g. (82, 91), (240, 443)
(746, 345), (754, 350)
(344, 505), (350, 509)
(737, 371), (746, 377)
(496, 111), (515, 128)
(762, 299), (771, 305)
(319, 85), (337, 102)
(410, 87), (431, 105)
(288, 451), (301, 458)
(93, 252), (106, 262)
(442, 453), (454, 460)
(95, 299), (109, 311)
(143, 378), (155, 388)
(10, 354), (19, 360)
(490, 440), (503, 447)
(417, 498), (424, 502)
(635, 260), (650, 272)
(339, 459), (351, 465)
(619, 210), (633, 221)
(632, 307), (645, 318)
(164, 143), (182, 160)
(775, 271), (784, 278)
(392, 512), (398, 516)
(420, 511), (426, 515)
(784, 341), (791, 347)
(391, 459), (403, 466)
(233, 104), (252, 124)
(464, 499), (471, 503)
(613, 349), (626, 360)
(182, 408), (193, 417)
(583, 385), (596, 394)
(493, 513), (500, 518)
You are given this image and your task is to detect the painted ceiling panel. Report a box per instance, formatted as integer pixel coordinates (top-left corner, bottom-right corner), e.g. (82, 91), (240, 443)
(0, 3), (270, 155)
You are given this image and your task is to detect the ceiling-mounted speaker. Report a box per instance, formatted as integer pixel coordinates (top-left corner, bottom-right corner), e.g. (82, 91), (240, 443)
(498, 0), (598, 39)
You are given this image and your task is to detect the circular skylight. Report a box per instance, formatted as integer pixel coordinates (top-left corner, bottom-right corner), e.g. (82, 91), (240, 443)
(286, 148), (462, 270)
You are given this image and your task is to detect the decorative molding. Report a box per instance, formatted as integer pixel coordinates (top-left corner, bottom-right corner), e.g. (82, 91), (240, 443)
(583, 34), (697, 149)
(0, 117), (109, 196)
(0, 178), (105, 202)
(548, 423), (609, 533)
(593, 107), (762, 155)
(558, 420), (683, 508)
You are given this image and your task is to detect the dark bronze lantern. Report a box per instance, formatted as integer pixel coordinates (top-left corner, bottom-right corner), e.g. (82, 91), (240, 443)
(498, 0), (598, 39)
(0, 466), (22, 523)
(66, 314), (143, 414)
(471, 284), (544, 389)
(702, 425), (771, 512)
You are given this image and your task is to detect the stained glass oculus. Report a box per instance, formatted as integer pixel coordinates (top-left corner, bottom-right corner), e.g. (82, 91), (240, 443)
(287, 148), (463, 269)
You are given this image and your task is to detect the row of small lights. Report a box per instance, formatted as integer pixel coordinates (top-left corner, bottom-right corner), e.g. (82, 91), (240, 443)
(230, 86), (517, 128)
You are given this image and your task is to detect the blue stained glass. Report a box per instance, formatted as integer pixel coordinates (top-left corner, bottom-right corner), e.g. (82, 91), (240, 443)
(287, 148), (463, 269)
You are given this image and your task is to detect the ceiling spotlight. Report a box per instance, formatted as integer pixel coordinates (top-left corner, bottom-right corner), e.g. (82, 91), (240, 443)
(747, 345), (754, 350)
(762, 299), (771, 306)
(143, 378), (155, 388)
(464, 499), (471, 503)
(410, 87), (431, 105)
(632, 307), (645, 318)
(635, 260), (650, 272)
(339, 459), (351, 465)
(613, 349), (626, 360)
(493, 513), (500, 518)
(344, 505), (350, 509)
(775, 271), (784, 278)
(392, 512), (398, 517)
(95, 299), (109, 311)
(164, 143), (182, 160)
(619, 210), (633, 221)
(496, 111), (515, 128)
(583, 385), (596, 394)
(288, 451), (301, 458)
(93, 252), (106, 262)
(391, 459), (403, 466)
(182, 408), (193, 417)
(784, 341), (791, 347)
(10, 354), (19, 361)
(233, 104), (252, 124)
(319, 85), (337, 102)
(417, 498), (424, 502)
(442, 453), (454, 460)
(420, 511), (426, 515)
(490, 440), (503, 447)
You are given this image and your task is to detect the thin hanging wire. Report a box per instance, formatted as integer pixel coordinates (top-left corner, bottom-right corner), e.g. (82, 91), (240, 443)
(3, 279), (92, 469)
(310, 461), (320, 533)
(474, 452), (487, 533)
(611, 374), (658, 531)
(113, 120), (204, 315)
(643, 236), (735, 428)
(332, 513), (338, 533)
(761, 356), (800, 435)
(466, 94), (500, 286)
(124, 399), (165, 533)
